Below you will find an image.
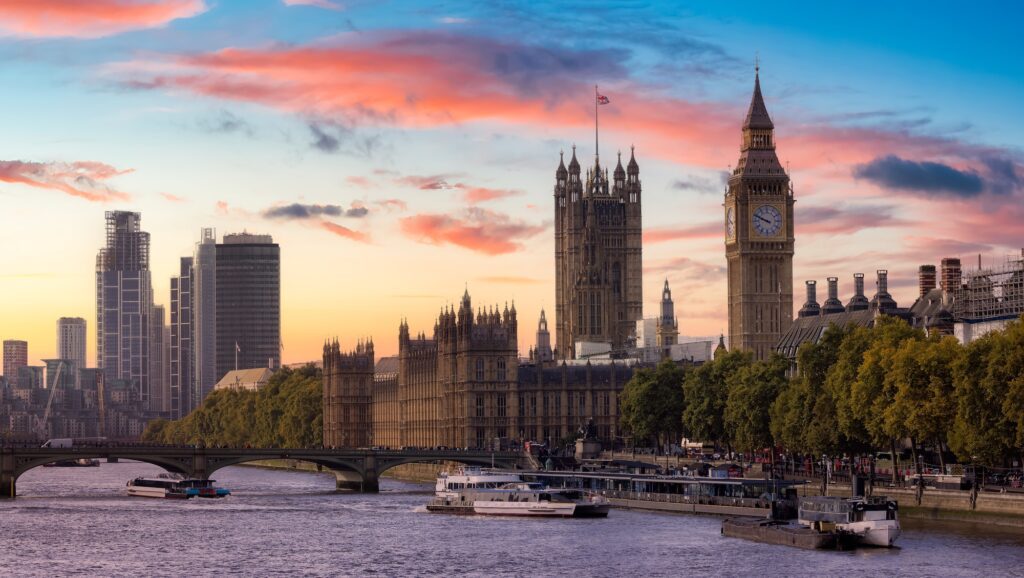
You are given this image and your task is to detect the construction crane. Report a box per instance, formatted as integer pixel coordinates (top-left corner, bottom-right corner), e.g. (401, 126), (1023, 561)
(32, 361), (65, 441)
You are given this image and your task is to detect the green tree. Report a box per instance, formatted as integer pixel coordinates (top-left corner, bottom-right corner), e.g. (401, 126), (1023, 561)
(725, 354), (788, 457)
(682, 349), (752, 449)
(141, 364), (323, 448)
(885, 336), (961, 469)
(950, 319), (1021, 466)
(618, 359), (685, 449)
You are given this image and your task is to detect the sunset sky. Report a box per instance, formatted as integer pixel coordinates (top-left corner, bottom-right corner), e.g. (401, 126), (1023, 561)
(1, 1), (1022, 366)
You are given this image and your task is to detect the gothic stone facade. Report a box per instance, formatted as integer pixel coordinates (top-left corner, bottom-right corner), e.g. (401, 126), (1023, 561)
(725, 71), (795, 360)
(554, 148), (643, 359)
(322, 340), (373, 448)
(323, 292), (633, 449)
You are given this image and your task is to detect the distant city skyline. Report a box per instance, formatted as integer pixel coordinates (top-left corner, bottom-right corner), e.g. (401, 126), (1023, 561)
(1, 1), (1022, 367)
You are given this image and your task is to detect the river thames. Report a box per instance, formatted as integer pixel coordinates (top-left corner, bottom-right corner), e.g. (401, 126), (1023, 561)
(2, 462), (1023, 577)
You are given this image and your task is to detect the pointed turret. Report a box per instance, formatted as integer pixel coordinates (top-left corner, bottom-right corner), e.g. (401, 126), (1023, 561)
(614, 151), (625, 179)
(744, 68), (774, 130)
(556, 151), (567, 179)
(627, 145), (639, 175)
(568, 145), (580, 174)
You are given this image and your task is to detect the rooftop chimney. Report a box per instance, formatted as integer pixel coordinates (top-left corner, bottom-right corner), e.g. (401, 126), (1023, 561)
(918, 265), (937, 298)
(871, 269), (898, 312)
(847, 273), (870, 311)
(822, 276), (846, 314)
(941, 258), (962, 293)
(798, 280), (821, 318)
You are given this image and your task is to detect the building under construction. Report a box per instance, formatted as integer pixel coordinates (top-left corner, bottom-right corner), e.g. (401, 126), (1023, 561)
(944, 251), (1024, 343)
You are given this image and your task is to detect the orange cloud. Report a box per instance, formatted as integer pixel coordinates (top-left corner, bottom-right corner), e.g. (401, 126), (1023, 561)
(118, 31), (1024, 226)
(320, 221), (369, 243)
(0, 0), (206, 38)
(399, 208), (545, 255)
(458, 185), (522, 204)
(0, 159), (131, 202)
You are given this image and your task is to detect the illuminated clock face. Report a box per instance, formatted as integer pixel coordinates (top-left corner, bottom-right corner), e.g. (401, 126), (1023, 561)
(726, 207), (735, 238)
(752, 205), (783, 237)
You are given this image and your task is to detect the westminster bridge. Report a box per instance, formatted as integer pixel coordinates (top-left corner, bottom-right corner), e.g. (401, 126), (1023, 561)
(0, 445), (526, 498)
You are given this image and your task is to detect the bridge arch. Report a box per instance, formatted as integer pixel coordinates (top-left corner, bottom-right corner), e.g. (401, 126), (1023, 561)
(13, 454), (191, 479)
(200, 455), (367, 491)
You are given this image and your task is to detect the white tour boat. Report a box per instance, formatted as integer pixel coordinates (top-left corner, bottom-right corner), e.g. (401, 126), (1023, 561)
(798, 496), (901, 547)
(428, 467), (609, 518)
(126, 474), (202, 500)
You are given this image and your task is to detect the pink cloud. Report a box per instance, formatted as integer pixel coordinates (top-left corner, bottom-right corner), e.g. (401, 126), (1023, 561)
(160, 192), (185, 202)
(320, 221), (369, 242)
(375, 198), (407, 212)
(117, 32), (1023, 187)
(399, 208), (545, 255)
(457, 185), (522, 204)
(0, 159), (131, 202)
(0, 0), (206, 38)
(346, 175), (373, 188)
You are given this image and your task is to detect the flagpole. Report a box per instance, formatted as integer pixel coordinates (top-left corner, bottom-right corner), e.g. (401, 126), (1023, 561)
(594, 85), (599, 161)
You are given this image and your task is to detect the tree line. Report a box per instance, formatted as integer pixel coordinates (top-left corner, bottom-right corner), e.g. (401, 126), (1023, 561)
(619, 316), (1024, 468)
(142, 364), (323, 448)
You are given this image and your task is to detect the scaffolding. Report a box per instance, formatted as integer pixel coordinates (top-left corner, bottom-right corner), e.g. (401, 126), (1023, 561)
(950, 250), (1024, 321)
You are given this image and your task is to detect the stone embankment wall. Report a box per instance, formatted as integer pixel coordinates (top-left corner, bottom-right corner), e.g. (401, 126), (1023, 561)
(800, 483), (1024, 528)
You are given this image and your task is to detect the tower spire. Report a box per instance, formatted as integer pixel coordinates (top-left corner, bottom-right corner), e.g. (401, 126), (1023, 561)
(595, 85), (599, 162)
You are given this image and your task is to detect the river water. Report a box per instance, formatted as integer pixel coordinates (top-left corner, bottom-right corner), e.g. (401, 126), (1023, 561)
(2, 462), (1023, 577)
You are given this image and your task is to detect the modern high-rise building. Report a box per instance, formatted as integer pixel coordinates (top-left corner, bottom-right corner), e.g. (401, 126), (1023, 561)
(215, 233), (280, 382)
(149, 304), (168, 413)
(554, 146), (643, 359)
(56, 317), (87, 372)
(192, 228), (218, 407)
(170, 257), (193, 418)
(3, 340), (28, 386)
(725, 70), (795, 360)
(96, 211), (154, 406)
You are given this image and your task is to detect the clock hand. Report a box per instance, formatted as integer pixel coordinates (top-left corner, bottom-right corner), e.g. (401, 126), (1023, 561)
(755, 214), (771, 225)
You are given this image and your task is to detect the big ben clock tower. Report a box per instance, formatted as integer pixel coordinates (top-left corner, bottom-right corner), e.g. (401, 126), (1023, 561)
(725, 68), (794, 360)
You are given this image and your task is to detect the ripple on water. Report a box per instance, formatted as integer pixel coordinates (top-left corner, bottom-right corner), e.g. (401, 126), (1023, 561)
(4, 462), (1024, 577)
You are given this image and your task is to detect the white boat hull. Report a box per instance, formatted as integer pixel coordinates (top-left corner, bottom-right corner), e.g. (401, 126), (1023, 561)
(126, 486), (187, 499)
(473, 500), (578, 517)
(844, 520), (901, 547)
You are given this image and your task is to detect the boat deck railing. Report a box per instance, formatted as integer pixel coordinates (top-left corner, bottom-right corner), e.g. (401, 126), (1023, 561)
(596, 489), (771, 510)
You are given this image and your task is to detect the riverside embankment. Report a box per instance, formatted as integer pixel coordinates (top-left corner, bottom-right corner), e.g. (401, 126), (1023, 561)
(246, 457), (1024, 530)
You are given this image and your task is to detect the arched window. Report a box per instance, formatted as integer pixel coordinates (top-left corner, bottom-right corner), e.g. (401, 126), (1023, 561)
(475, 358), (485, 381)
(612, 262), (622, 295)
(497, 358), (506, 381)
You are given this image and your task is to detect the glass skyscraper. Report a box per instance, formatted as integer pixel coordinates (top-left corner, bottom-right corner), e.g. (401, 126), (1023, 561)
(96, 211), (154, 407)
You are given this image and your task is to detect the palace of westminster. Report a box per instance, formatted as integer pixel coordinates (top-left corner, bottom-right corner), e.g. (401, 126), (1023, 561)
(323, 70), (1020, 450)
(323, 71), (794, 449)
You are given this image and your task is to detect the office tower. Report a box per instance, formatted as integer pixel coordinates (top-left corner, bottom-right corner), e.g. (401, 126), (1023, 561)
(96, 211), (154, 406)
(149, 304), (169, 413)
(170, 257), (193, 417)
(56, 317), (87, 373)
(3, 340), (28, 386)
(192, 228), (217, 406)
(215, 233), (280, 382)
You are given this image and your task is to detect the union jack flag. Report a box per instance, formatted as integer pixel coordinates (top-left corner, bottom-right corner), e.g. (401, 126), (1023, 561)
(596, 93), (610, 105)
